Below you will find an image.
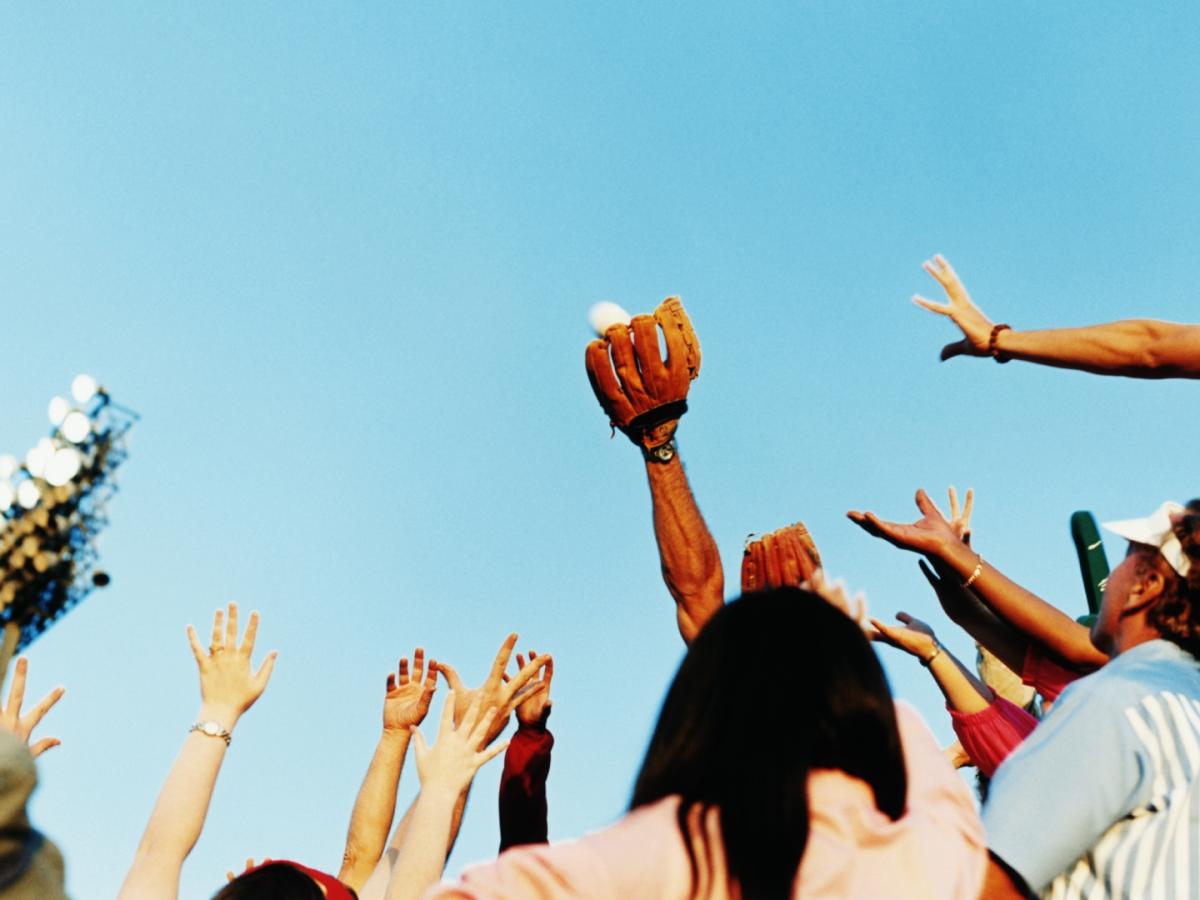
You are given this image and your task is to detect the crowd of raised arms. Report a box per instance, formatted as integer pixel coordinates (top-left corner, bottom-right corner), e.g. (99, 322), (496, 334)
(6, 256), (1200, 899)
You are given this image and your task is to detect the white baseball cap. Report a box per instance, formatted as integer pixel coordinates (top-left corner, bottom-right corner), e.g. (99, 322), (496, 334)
(1103, 501), (1190, 577)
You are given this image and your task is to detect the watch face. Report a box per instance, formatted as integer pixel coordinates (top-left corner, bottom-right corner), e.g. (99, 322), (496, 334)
(202, 722), (221, 736)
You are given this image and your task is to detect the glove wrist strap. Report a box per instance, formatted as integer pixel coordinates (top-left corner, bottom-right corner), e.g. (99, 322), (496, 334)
(628, 400), (688, 442)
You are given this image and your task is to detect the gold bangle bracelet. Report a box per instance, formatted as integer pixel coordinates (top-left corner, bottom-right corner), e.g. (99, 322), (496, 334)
(963, 555), (984, 589)
(920, 640), (942, 668)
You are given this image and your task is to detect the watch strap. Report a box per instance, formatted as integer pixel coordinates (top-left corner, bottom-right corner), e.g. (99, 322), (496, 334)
(190, 720), (232, 746)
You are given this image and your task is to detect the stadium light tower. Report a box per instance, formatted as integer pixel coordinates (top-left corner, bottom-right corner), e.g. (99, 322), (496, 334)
(0, 375), (137, 653)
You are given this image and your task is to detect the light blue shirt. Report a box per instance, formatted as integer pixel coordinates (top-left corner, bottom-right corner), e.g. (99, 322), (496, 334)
(984, 639), (1200, 899)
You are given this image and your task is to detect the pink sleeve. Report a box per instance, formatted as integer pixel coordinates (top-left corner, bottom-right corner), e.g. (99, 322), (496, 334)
(1022, 644), (1096, 704)
(424, 799), (694, 900)
(948, 696), (1038, 777)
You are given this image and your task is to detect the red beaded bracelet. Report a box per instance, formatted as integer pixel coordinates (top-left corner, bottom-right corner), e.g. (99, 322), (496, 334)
(988, 324), (1012, 363)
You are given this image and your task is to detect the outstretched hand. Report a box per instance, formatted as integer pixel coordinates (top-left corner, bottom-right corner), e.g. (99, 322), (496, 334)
(946, 486), (974, 544)
(186, 603), (277, 724)
(225, 858), (271, 883)
(912, 255), (995, 361)
(383, 648), (438, 733)
(435, 635), (551, 746)
(412, 692), (508, 798)
(0, 657), (64, 757)
(510, 651), (553, 729)
(869, 612), (939, 661)
(805, 569), (870, 632)
(848, 489), (964, 558)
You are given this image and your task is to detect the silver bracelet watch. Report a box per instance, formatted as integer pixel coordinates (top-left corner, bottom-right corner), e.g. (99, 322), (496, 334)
(190, 720), (232, 746)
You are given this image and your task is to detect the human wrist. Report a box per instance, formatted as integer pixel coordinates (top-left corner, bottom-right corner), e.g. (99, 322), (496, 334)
(941, 541), (980, 578)
(642, 438), (679, 465)
(919, 638), (942, 667)
(988, 323), (1013, 362)
(419, 781), (466, 806)
(380, 726), (413, 745)
(197, 702), (242, 730)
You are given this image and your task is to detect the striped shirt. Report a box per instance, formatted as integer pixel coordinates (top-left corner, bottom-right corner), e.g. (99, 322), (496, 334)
(983, 639), (1200, 899)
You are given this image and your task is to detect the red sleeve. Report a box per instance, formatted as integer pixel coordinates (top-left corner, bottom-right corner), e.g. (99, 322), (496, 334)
(1021, 644), (1097, 704)
(498, 726), (554, 853)
(948, 696), (1038, 777)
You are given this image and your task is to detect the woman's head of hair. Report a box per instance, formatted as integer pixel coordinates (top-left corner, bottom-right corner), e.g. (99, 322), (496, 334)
(213, 862), (329, 899)
(1141, 498), (1200, 657)
(630, 587), (906, 899)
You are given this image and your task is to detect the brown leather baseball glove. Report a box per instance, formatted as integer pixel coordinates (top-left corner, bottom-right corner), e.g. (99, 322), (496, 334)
(741, 522), (823, 593)
(584, 297), (701, 451)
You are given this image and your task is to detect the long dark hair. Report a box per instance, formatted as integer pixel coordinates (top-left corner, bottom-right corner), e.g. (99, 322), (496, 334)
(630, 589), (907, 899)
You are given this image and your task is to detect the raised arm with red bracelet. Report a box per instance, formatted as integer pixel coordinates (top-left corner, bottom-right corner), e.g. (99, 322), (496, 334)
(915, 254), (1200, 378)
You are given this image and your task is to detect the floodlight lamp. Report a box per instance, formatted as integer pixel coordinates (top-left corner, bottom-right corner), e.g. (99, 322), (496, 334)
(60, 411), (91, 444)
(24, 443), (50, 479)
(16, 481), (40, 509)
(0, 482), (13, 511)
(71, 374), (99, 405)
(45, 447), (82, 487)
(0, 456), (16, 480)
(47, 396), (69, 426)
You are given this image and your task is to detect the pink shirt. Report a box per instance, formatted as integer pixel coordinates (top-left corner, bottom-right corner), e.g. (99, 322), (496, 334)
(425, 702), (985, 899)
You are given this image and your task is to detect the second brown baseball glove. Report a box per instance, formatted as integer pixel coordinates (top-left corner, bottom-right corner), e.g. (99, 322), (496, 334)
(741, 522), (823, 594)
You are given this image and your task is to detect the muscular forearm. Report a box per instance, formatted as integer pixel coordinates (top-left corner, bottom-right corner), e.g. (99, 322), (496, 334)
(339, 730), (411, 889)
(118, 702), (240, 899)
(994, 319), (1200, 378)
(645, 456), (723, 643)
(938, 543), (1107, 668)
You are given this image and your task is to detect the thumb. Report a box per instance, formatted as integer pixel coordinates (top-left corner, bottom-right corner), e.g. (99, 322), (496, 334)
(940, 339), (973, 361)
(917, 559), (940, 587)
(29, 737), (60, 757)
(868, 618), (894, 641)
(411, 726), (429, 764)
(254, 651), (279, 691)
(438, 663), (465, 692)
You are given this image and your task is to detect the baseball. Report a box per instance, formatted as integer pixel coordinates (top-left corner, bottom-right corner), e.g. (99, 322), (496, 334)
(588, 301), (632, 337)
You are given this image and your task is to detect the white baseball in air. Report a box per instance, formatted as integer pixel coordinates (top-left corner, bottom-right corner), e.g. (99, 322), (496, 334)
(587, 302), (632, 337)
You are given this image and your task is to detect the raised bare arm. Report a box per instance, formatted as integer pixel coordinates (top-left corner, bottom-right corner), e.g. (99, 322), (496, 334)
(871, 612), (994, 715)
(849, 490), (1108, 668)
(338, 649), (438, 890)
(915, 254), (1200, 378)
(645, 456), (724, 643)
(118, 603), (276, 900)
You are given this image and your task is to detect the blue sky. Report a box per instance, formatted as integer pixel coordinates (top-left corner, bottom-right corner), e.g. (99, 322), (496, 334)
(2, 4), (1199, 896)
